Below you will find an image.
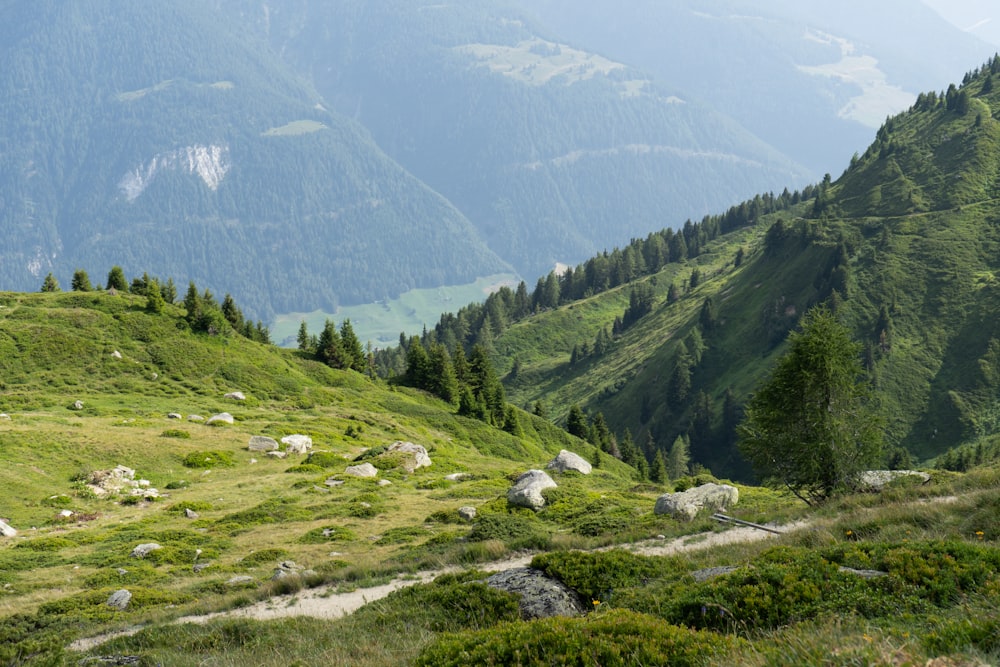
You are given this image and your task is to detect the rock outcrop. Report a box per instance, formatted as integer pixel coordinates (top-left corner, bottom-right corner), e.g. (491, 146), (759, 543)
(458, 506), (477, 521)
(224, 391), (246, 401)
(106, 589), (132, 610)
(344, 462), (378, 478)
(281, 434), (313, 454)
(507, 470), (557, 511)
(248, 436), (279, 452)
(207, 412), (234, 425)
(383, 441), (432, 472)
(546, 450), (592, 475)
(0, 519), (16, 537)
(486, 568), (586, 619)
(130, 543), (162, 559)
(654, 483), (739, 521)
(856, 470), (930, 491)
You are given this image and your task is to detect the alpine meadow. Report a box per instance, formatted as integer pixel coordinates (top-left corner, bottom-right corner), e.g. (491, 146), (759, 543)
(2, 3), (1000, 667)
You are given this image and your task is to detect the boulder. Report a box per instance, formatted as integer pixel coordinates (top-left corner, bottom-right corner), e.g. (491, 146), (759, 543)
(111, 350), (123, 360)
(324, 478), (345, 487)
(248, 435), (279, 452)
(106, 589), (132, 610)
(839, 566), (889, 579)
(188, 415), (205, 422)
(72, 400), (84, 410)
(193, 562), (212, 573)
(184, 508), (199, 519)
(654, 483), (739, 521)
(856, 470), (930, 492)
(226, 575), (255, 586)
(167, 412), (182, 420)
(224, 391), (246, 401)
(0, 413), (10, 420)
(385, 441), (432, 472)
(546, 449), (592, 475)
(445, 472), (469, 481)
(344, 462), (378, 478)
(377, 479), (392, 486)
(130, 543), (162, 559)
(486, 568), (586, 619)
(58, 510), (74, 518)
(0, 519), (16, 537)
(207, 412), (234, 425)
(458, 506), (477, 521)
(691, 566), (740, 583)
(266, 451), (287, 459)
(281, 434), (313, 454)
(507, 470), (557, 511)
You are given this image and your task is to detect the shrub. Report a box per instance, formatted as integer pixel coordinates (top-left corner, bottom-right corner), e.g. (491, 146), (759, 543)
(160, 429), (191, 439)
(285, 463), (325, 474)
(533, 550), (686, 604)
(468, 514), (546, 544)
(415, 609), (743, 666)
(182, 450), (236, 468)
(306, 452), (343, 468)
(238, 548), (291, 566)
(300, 526), (359, 544)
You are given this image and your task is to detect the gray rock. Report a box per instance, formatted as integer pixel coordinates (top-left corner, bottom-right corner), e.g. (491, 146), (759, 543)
(0, 519), (16, 537)
(856, 470), (930, 491)
(281, 434), (313, 454)
(507, 470), (557, 511)
(266, 451), (287, 459)
(193, 562), (212, 573)
(130, 543), (162, 559)
(58, 510), (74, 518)
(445, 472), (469, 481)
(377, 479), (392, 486)
(224, 391), (246, 401)
(546, 449), (592, 475)
(188, 414), (205, 422)
(654, 483), (739, 521)
(226, 575), (255, 586)
(344, 462), (378, 478)
(167, 412), (182, 420)
(324, 478), (345, 487)
(458, 506), (477, 521)
(0, 413), (10, 420)
(106, 589), (132, 610)
(111, 350), (123, 360)
(184, 508), (199, 519)
(207, 412), (234, 425)
(72, 400), (84, 410)
(839, 566), (889, 579)
(486, 568), (586, 619)
(248, 435), (279, 452)
(385, 441), (432, 472)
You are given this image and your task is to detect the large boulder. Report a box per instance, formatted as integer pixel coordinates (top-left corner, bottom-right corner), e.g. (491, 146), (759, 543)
(0, 519), (16, 537)
(856, 470), (930, 491)
(130, 543), (162, 559)
(106, 589), (132, 610)
(654, 483), (739, 521)
(224, 391), (246, 401)
(486, 568), (586, 619)
(207, 412), (234, 425)
(344, 462), (378, 478)
(546, 450), (592, 475)
(248, 435), (279, 452)
(281, 434), (313, 454)
(385, 441), (432, 472)
(507, 470), (557, 511)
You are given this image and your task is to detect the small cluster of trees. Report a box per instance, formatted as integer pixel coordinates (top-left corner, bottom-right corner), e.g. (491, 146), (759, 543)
(40, 266), (269, 343)
(296, 319), (368, 373)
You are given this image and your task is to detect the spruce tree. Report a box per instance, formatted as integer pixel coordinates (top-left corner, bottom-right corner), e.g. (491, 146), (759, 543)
(566, 404), (589, 440)
(340, 319), (365, 371)
(650, 450), (667, 483)
(106, 266), (127, 292)
(297, 321), (311, 352)
(41, 273), (60, 292)
(71, 270), (92, 292)
(666, 435), (691, 480)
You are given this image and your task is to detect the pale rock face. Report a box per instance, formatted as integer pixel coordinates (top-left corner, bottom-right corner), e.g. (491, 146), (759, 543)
(0, 519), (16, 537)
(546, 449), (592, 475)
(225, 391), (246, 401)
(130, 543), (162, 558)
(281, 434), (313, 454)
(106, 589), (132, 610)
(344, 462), (378, 478)
(207, 413), (234, 425)
(119, 145), (231, 201)
(385, 441), (432, 472)
(248, 435), (279, 452)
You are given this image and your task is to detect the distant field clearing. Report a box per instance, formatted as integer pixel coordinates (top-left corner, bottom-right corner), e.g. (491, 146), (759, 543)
(262, 120), (328, 136)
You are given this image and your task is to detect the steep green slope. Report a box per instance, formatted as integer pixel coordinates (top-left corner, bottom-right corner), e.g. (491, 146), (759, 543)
(0, 1), (508, 319)
(224, 0), (811, 281)
(497, 59), (1000, 476)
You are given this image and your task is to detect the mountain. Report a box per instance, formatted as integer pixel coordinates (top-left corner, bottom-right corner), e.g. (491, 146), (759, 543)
(518, 0), (998, 177)
(388, 58), (1000, 479)
(216, 0), (812, 283)
(0, 0), (510, 319)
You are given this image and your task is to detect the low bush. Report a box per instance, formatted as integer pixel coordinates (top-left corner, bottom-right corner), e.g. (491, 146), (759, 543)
(160, 429), (191, 439)
(468, 514), (546, 544)
(299, 526), (359, 544)
(182, 450), (235, 468)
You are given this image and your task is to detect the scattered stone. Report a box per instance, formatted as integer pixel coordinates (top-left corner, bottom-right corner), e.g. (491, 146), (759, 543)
(654, 483), (739, 521)
(0, 413), (10, 420)
(281, 434), (313, 454)
(226, 575), (255, 586)
(856, 470), (931, 492)
(106, 589), (132, 610)
(0, 519), (16, 537)
(184, 508), (199, 519)
(167, 413), (182, 420)
(188, 415), (205, 422)
(193, 562), (212, 573)
(248, 435), (279, 452)
(385, 441), (432, 472)
(151, 373), (158, 380)
(111, 350), (123, 360)
(72, 400), (84, 410)
(250, 458), (257, 464)
(839, 566), (889, 579)
(324, 478), (345, 487)
(206, 412), (234, 425)
(691, 566), (740, 583)
(377, 479), (392, 487)
(486, 568), (586, 619)
(344, 462), (378, 478)
(507, 470), (558, 511)
(224, 391), (246, 401)
(546, 449), (592, 475)
(88, 466), (159, 498)
(266, 451), (287, 459)
(445, 472), (469, 481)
(130, 543), (162, 559)
(59, 510), (74, 518)
(116, 568), (129, 576)
(458, 506), (477, 521)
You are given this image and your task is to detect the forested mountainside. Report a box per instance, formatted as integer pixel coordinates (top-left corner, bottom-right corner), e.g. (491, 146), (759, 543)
(372, 59), (1000, 480)
(0, 1), (510, 319)
(521, 0), (997, 176)
(211, 0), (811, 282)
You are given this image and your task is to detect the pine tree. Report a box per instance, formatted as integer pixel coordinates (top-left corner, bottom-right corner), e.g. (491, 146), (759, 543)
(71, 270), (92, 292)
(427, 342), (459, 404)
(183, 282), (201, 328)
(566, 404), (589, 440)
(106, 266), (128, 292)
(340, 319), (365, 372)
(41, 273), (60, 292)
(666, 435), (691, 480)
(650, 449), (667, 483)
(161, 278), (177, 304)
(297, 321), (311, 352)
(221, 294), (243, 331)
(145, 284), (165, 314)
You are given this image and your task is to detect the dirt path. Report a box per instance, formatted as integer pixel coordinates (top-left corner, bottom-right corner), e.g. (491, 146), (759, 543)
(69, 519), (803, 652)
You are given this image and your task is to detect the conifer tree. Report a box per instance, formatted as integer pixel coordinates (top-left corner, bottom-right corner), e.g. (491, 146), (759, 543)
(566, 404), (589, 440)
(667, 435), (691, 480)
(71, 269), (92, 292)
(41, 273), (60, 292)
(650, 449), (667, 483)
(340, 319), (365, 372)
(297, 321), (311, 352)
(106, 266), (128, 291)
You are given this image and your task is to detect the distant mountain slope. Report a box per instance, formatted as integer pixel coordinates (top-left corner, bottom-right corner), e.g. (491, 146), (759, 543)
(485, 59), (1000, 477)
(225, 0), (811, 281)
(0, 1), (509, 318)
(520, 0), (997, 177)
